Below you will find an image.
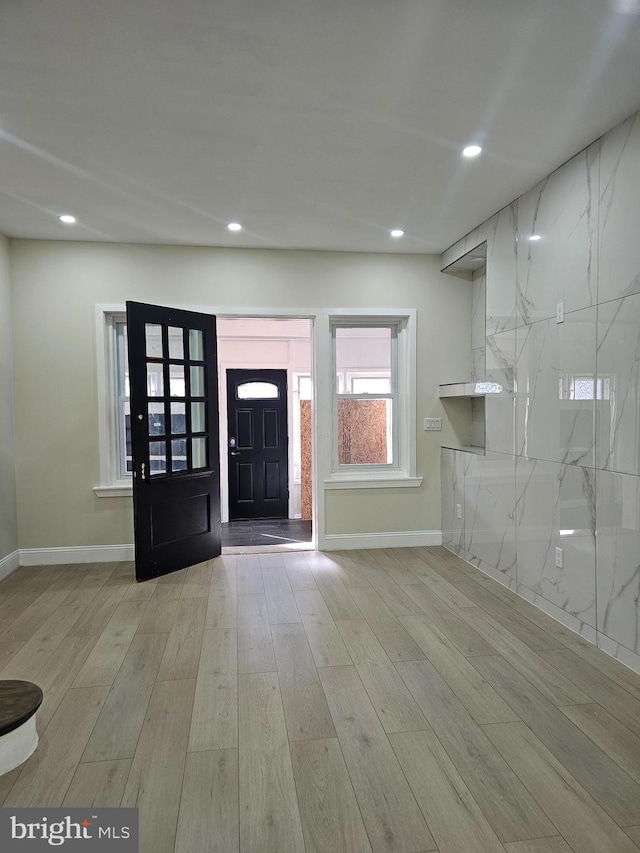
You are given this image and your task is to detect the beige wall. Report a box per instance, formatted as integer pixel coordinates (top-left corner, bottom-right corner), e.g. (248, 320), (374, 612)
(10, 239), (471, 548)
(0, 234), (18, 560)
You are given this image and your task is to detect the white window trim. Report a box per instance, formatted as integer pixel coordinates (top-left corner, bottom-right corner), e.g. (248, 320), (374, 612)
(322, 309), (421, 490)
(94, 306), (132, 497)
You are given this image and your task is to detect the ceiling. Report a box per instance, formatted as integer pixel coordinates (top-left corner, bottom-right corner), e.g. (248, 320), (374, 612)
(2, 0), (640, 255)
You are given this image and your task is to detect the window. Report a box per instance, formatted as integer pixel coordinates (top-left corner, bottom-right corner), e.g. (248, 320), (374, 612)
(324, 313), (420, 487)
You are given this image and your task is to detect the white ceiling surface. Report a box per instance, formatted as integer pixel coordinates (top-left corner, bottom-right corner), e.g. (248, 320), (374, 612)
(2, 0), (640, 254)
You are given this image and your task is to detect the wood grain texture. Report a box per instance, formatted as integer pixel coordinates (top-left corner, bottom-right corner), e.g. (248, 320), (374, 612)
(122, 678), (196, 853)
(62, 759), (132, 807)
(336, 619), (430, 734)
(559, 702), (640, 784)
(237, 593), (276, 673)
(157, 596), (207, 681)
(82, 632), (167, 761)
(396, 658), (556, 843)
(293, 589), (351, 667)
(5, 686), (109, 807)
(472, 653), (640, 826)
(175, 749), (239, 853)
(502, 840), (573, 853)
(318, 664), (436, 853)
(238, 671), (305, 853)
(458, 606), (590, 706)
(271, 622), (335, 741)
(262, 565), (301, 623)
(290, 738), (373, 853)
(484, 721), (639, 853)
(348, 586), (426, 662)
(72, 600), (149, 687)
(389, 729), (506, 853)
(538, 646), (640, 738)
(399, 615), (518, 725)
(189, 627), (238, 752)
(2, 549), (640, 853)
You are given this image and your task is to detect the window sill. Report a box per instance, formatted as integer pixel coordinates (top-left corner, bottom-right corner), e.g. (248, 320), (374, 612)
(323, 475), (423, 490)
(93, 483), (133, 498)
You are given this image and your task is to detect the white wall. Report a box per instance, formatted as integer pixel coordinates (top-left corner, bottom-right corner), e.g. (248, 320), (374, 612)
(0, 234), (18, 564)
(9, 242), (471, 550)
(442, 108), (640, 674)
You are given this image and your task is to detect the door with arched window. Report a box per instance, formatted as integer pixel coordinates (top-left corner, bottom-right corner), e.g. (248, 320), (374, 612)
(226, 369), (289, 519)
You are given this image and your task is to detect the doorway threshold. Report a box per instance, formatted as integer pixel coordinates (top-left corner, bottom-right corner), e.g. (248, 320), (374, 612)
(222, 541), (314, 555)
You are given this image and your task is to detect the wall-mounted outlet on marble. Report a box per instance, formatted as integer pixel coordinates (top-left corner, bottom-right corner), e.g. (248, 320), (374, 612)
(555, 546), (563, 568)
(456, 503), (462, 519)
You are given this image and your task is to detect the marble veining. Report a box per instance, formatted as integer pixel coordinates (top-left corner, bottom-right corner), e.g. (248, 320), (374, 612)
(485, 330), (515, 455)
(596, 291), (640, 476)
(516, 143), (598, 327)
(516, 307), (596, 467)
(471, 269), (486, 351)
(441, 107), (640, 672)
(515, 457), (596, 627)
(441, 448), (468, 549)
(596, 469), (640, 654)
(599, 111), (640, 304)
(464, 452), (517, 581)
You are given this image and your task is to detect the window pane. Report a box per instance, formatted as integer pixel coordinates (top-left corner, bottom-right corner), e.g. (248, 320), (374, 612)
(170, 402), (186, 434)
(145, 324), (163, 358)
(170, 364), (186, 397)
(189, 329), (204, 361)
(191, 401), (205, 433)
(298, 376), (312, 400)
(148, 402), (165, 436)
(149, 441), (167, 475)
(351, 376), (392, 394)
(190, 365), (205, 397)
(335, 327), (392, 391)
(337, 399), (392, 465)
(146, 362), (164, 396)
(192, 437), (207, 469)
(171, 439), (187, 471)
(168, 327), (184, 360)
(236, 381), (278, 399)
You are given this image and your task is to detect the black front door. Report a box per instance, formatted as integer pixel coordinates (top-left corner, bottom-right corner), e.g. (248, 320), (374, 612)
(127, 301), (221, 581)
(227, 369), (288, 520)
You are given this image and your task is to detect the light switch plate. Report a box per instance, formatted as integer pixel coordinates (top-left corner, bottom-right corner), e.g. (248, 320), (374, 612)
(456, 504), (462, 519)
(424, 417), (442, 431)
(556, 302), (565, 324)
(555, 546), (563, 568)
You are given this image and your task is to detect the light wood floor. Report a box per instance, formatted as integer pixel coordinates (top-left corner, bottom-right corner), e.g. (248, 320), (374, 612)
(2, 546), (640, 853)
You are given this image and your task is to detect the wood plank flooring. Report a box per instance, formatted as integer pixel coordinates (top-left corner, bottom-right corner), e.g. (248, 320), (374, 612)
(2, 547), (640, 852)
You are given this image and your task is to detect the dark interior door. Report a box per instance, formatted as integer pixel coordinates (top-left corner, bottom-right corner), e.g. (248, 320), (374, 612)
(227, 369), (288, 520)
(127, 301), (221, 581)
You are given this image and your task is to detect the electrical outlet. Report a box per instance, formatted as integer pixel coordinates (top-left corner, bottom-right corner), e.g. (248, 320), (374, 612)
(555, 546), (563, 568)
(456, 504), (462, 519)
(424, 418), (442, 431)
(556, 302), (565, 324)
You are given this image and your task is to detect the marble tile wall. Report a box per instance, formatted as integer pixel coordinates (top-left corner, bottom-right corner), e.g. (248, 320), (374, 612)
(440, 107), (640, 674)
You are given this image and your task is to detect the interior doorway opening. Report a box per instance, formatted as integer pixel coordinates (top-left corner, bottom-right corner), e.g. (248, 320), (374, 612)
(216, 317), (314, 553)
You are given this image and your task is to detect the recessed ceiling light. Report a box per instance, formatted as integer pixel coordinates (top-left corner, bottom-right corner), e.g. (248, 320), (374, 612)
(227, 222), (242, 232)
(529, 234), (542, 241)
(59, 214), (76, 224)
(462, 145), (482, 158)
(390, 229), (405, 238)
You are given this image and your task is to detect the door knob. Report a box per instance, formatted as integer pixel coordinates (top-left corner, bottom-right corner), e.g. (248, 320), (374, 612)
(230, 450), (240, 456)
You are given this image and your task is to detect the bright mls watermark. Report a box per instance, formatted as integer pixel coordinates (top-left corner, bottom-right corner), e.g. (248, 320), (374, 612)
(0, 809), (138, 851)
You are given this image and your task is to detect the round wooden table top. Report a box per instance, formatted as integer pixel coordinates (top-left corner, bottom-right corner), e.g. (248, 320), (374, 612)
(0, 680), (43, 737)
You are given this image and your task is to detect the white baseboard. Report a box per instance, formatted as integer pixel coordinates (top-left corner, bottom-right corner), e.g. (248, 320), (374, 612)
(19, 544), (135, 566)
(322, 530), (442, 550)
(0, 550), (20, 582)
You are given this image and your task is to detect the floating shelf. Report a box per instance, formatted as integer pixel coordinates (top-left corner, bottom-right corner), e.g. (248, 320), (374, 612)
(439, 381), (503, 399)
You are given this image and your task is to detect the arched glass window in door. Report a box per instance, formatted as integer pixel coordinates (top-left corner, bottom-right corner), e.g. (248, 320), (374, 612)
(236, 381), (280, 400)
